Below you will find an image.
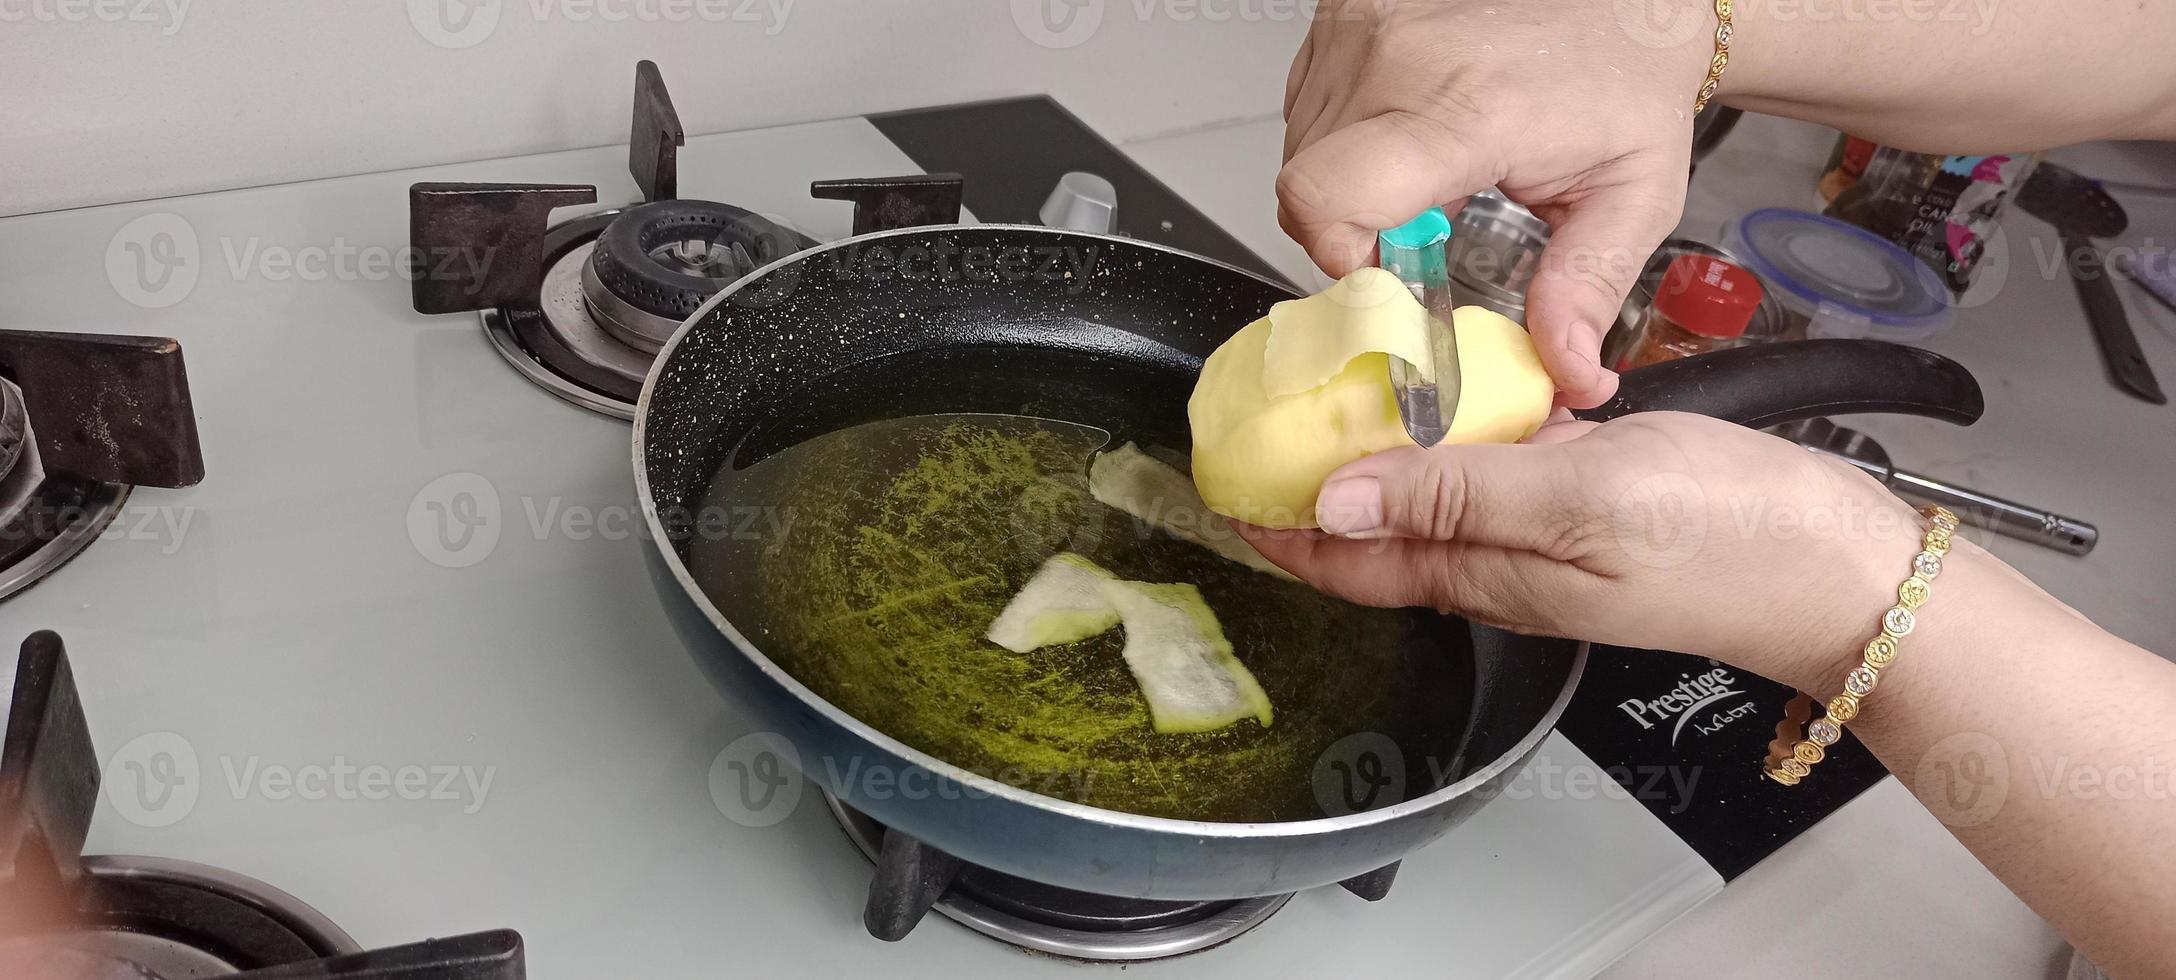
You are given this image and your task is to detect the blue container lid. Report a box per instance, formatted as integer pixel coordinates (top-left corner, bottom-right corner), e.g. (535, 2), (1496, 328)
(1728, 209), (1954, 341)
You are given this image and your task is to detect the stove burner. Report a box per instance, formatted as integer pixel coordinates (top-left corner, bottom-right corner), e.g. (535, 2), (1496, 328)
(543, 243), (653, 388)
(412, 61), (970, 423)
(584, 199), (799, 354)
(823, 795), (1289, 961)
(1, 632), (527, 979)
(0, 855), (362, 975)
(0, 381), (133, 603)
(648, 236), (749, 280)
(0, 441), (131, 602)
(478, 204), (808, 421)
(0, 332), (202, 602)
(0, 378), (25, 482)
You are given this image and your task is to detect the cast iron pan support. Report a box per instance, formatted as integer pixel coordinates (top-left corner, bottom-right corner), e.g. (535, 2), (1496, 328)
(812, 174), (966, 235)
(630, 59), (683, 204)
(1, 632), (525, 977)
(410, 59), (718, 313)
(1337, 863), (1400, 902)
(863, 828), (964, 942)
(407, 183), (600, 315)
(232, 931), (525, 979)
(0, 331), (205, 488)
(0, 631), (95, 933)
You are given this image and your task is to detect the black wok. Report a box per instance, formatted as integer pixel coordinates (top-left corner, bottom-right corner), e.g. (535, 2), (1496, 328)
(634, 224), (1980, 900)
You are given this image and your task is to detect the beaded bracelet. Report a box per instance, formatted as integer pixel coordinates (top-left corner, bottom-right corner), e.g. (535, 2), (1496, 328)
(1692, 0), (1734, 115)
(1765, 505), (1959, 785)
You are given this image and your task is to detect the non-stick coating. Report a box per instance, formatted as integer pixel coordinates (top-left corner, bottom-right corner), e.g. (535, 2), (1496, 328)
(643, 227), (1291, 500)
(636, 225), (1584, 897)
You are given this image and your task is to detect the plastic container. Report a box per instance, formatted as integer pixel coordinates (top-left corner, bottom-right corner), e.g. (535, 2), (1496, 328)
(1619, 255), (1765, 370)
(1725, 209), (1955, 344)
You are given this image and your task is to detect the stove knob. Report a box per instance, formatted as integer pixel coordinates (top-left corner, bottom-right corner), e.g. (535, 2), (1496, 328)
(1038, 172), (1117, 235)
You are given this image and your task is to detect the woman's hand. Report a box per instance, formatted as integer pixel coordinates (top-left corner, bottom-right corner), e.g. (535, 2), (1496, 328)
(1238, 412), (1927, 691)
(1279, 0), (1715, 408)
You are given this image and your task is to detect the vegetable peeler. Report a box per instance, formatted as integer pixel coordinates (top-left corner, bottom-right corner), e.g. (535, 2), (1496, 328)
(1379, 208), (1462, 447)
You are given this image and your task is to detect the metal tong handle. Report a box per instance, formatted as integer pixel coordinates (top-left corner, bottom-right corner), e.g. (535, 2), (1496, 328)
(1885, 469), (2099, 555)
(1810, 446), (2100, 555)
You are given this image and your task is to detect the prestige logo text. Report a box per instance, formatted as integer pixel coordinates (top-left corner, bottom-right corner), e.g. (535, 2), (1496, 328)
(1616, 667), (1756, 747)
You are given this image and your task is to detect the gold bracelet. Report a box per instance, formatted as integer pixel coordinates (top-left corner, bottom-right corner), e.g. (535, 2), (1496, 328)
(1764, 505), (1959, 785)
(1692, 0), (1734, 115)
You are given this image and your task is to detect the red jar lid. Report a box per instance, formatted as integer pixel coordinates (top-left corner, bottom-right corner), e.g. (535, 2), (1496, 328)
(1655, 255), (1764, 339)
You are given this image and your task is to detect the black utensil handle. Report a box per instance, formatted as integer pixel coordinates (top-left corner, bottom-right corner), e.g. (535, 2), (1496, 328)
(1574, 339), (1985, 428)
(2066, 234), (2168, 405)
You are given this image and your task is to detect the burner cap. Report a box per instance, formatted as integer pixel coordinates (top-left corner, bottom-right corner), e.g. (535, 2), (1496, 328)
(584, 200), (798, 353)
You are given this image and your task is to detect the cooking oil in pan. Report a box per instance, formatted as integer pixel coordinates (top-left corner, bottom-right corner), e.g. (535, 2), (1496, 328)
(687, 413), (1475, 823)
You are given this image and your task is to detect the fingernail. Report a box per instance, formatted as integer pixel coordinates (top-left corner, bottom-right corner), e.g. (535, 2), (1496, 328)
(1315, 477), (1383, 536)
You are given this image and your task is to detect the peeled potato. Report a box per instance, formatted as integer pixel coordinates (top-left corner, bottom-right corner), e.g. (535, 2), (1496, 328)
(1190, 272), (1556, 529)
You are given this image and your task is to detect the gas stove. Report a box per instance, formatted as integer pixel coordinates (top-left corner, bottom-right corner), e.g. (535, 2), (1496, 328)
(1, 632), (525, 977)
(0, 60), (1887, 978)
(0, 332), (201, 602)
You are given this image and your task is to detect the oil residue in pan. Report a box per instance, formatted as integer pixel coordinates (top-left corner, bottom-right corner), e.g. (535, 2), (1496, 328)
(686, 413), (1476, 823)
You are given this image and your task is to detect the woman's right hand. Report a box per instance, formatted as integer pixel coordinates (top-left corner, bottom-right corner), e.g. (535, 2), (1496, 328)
(1279, 0), (1719, 408)
(1238, 412), (1930, 691)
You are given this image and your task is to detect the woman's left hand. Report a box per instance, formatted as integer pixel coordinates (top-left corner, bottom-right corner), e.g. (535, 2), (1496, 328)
(1238, 411), (1927, 691)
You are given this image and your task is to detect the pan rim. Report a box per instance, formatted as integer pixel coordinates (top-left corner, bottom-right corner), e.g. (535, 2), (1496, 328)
(632, 223), (1586, 839)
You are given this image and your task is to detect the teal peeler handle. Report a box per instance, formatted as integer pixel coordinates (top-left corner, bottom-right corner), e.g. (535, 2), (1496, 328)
(1378, 207), (1462, 447)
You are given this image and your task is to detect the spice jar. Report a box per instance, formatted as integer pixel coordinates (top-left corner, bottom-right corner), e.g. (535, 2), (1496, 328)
(1619, 255), (1765, 370)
